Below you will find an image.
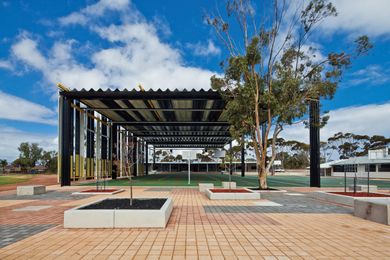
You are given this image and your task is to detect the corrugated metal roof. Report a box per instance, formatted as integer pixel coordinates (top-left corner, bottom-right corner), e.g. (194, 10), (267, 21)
(332, 156), (390, 165)
(62, 88), (232, 148)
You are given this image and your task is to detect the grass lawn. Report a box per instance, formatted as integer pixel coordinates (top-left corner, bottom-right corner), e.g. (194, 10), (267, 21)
(79, 172), (390, 188)
(0, 175), (32, 185)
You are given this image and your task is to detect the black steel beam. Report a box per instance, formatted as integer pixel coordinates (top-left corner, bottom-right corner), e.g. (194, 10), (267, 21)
(138, 134), (231, 138)
(128, 130), (230, 134)
(84, 108), (224, 112)
(154, 145), (224, 148)
(116, 121), (230, 126)
(310, 100), (321, 187)
(61, 90), (223, 100)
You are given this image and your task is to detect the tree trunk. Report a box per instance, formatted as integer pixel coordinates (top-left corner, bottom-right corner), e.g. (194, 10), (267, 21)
(258, 164), (268, 189)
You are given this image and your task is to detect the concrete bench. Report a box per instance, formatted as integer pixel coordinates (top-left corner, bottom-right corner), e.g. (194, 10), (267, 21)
(348, 185), (378, 192)
(354, 199), (390, 225)
(222, 182), (236, 189)
(17, 185), (46, 196)
(199, 183), (214, 193)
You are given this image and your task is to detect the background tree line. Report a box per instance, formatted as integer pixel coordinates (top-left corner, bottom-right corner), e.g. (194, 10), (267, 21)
(274, 132), (390, 169)
(0, 142), (57, 173)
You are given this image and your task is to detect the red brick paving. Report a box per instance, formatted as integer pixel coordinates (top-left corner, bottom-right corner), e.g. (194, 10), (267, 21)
(0, 187), (389, 259)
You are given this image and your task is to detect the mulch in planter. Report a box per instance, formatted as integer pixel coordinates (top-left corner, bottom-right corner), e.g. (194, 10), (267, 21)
(210, 189), (251, 193)
(80, 198), (167, 210)
(329, 192), (390, 197)
(80, 189), (119, 193)
(248, 187), (280, 191)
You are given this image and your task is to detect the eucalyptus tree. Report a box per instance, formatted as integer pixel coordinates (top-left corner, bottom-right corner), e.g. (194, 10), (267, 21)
(207, 0), (372, 188)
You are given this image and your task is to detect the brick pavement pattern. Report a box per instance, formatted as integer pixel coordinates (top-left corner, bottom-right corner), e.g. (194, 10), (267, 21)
(0, 187), (389, 259)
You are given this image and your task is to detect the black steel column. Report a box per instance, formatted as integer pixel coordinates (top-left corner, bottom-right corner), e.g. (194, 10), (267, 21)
(241, 137), (245, 177)
(132, 137), (137, 176)
(310, 100), (321, 187)
(229, 141), (233, 175)
(75, 101), (80, 179)
(101, 117), (107, 179)
(153, 146), (156, 170)
(145, 142), (149, 175)
(60, 95), (72, 186)
(111, 124), (118, 179)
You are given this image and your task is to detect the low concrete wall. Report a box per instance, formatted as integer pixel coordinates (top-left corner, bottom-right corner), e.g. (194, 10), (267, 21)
(354, 199), (390, 225)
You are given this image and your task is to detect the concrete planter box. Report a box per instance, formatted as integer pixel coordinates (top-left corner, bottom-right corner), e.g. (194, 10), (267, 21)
(206, 188), (260, 200)
(309, 191), (390, 207)
(222, 182), (236, 189)
(64, 198), (173, 228)
(199, 183), (214, 193)
(17, 185), (46, 196)
(354, 199), (390, 225)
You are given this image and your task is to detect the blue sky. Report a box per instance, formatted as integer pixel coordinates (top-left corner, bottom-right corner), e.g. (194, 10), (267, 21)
(0, 0), (389, 161)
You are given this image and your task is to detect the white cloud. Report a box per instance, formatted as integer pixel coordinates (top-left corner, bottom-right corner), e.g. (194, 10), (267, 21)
(281, 102), (390, 143)
(187, 40), (221, 57)
(0, 59), (12, 70)
(347, 65), (390, 87)
(0, 91), (56, 125)
(59, 0), (130, 26)
(0, 125), (57, 162)
(321, 0), (390, 37)
(11, 37), (48, 70)
(10, 0), (218, 91)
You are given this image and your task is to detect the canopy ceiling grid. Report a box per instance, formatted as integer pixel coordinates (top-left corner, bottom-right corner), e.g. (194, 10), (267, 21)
(61, 88), (233, 148)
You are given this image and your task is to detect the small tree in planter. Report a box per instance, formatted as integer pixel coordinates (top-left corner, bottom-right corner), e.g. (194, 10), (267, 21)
(124, 135), (136, 206)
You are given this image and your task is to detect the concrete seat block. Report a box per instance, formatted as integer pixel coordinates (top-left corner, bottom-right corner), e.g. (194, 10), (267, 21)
(199, 183), (214, 193)
(222, 182), (236, 189)
(348, 185), (378, 192)
(354, 199), (390, 225)
(17, 185), (46, 196)
(206, 188), (260, 200)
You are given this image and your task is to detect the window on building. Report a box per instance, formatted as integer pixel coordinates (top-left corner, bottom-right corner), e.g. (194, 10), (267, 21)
(333, 165), (344, 172)
(365, 164), (376, 172)
(345, 164), (357, 172)
(378, 163), (390, 172)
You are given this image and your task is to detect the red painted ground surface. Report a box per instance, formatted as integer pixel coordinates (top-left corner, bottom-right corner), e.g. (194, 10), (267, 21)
(210, 189), (252, 193)
(329, 192), (390, 197)
(80, 189), (119, 193)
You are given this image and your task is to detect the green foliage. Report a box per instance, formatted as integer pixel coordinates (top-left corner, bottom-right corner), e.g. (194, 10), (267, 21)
(327, 132), (390, 159)
(208, 0), (372, 188)
(12, 142), (56, 172)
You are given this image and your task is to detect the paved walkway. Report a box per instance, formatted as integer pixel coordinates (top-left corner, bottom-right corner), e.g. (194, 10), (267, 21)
(0, 187), (389, 259)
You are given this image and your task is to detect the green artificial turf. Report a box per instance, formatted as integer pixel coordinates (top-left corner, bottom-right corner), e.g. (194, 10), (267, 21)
(79, 172), (390, 188)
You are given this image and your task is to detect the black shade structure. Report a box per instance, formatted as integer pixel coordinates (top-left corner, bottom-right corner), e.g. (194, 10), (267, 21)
(58, 87), (321, 187)
(58, 88), (233, 186)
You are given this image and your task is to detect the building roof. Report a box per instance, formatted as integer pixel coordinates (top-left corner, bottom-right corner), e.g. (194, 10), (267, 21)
(331, 156), (390, 165)
(61, 88), (232, 148)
